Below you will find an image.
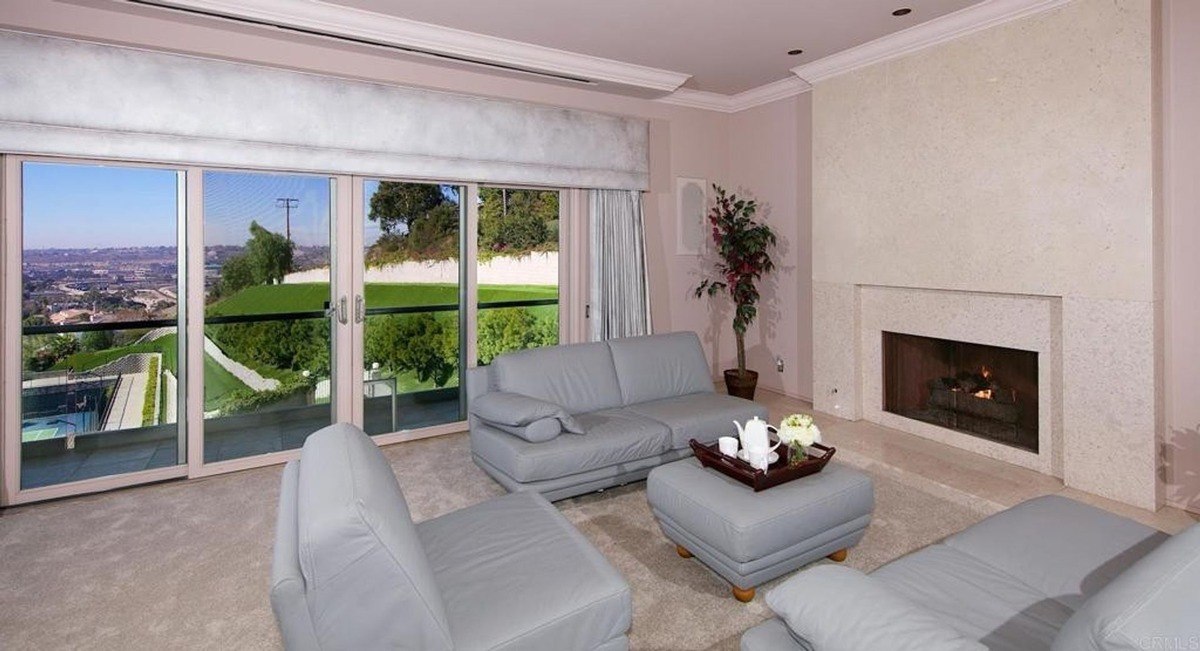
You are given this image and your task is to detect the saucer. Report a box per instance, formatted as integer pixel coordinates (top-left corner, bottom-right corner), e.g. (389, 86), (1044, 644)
(736, 450), (779, 464)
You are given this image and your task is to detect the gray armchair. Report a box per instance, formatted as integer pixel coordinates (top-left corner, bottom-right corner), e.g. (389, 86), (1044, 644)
(270, 423), (632, 650)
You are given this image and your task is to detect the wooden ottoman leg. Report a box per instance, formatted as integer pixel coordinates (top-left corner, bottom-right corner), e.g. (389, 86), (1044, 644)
(732, 586), (756, 603)
(675, 544), (693, 559)
(827, 548), (848, 562)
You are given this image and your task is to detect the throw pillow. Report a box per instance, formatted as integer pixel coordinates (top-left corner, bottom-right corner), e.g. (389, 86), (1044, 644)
(493, 418), (563, 443)
(471, 391), (584, 435)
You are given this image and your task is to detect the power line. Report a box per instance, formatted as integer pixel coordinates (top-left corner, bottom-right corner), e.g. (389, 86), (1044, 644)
(275, 198), (299, 241)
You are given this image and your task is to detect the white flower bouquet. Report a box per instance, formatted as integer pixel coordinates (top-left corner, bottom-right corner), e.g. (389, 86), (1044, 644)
(778, 413), (821, 466)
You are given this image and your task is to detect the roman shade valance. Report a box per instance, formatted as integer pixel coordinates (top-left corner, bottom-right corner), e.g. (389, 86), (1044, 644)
(0, 31), (649, 190)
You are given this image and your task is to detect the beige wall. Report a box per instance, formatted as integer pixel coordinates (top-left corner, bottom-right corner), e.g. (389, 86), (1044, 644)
(720, 95), (814, 400)
(1165, 0), (1200, 514)
(0, 0), (730, 361)
(812, 1), (1155, 302)
(811, 0), (1162, 510)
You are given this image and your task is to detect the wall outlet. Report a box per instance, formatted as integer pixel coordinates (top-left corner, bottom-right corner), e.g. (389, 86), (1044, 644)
(775, 356), (785, 372)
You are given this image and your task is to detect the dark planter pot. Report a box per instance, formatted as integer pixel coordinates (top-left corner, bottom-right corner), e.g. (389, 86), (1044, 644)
(724, 369), (759, 400)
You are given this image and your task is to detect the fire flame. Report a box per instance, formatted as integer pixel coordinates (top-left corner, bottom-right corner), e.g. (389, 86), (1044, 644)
(974, 366), (994, 399)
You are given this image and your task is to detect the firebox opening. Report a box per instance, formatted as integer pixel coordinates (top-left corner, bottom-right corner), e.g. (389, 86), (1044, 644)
(882, 332), (1038, 453)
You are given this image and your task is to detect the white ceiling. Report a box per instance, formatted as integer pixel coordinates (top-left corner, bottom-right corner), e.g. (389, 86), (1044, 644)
(324, 0), (984, 95)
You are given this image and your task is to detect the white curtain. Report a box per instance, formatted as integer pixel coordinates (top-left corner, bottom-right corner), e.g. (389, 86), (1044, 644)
(0, 31), (649, 190)
(589, 189), (652, 341)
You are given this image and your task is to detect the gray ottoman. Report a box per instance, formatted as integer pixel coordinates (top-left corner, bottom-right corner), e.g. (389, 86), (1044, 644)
(647, 457), (874, 602)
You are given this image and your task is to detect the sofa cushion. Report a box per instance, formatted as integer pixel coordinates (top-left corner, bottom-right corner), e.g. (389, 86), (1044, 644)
(874, 544), (1074, 651)
(417, 491), (631, 651)
(1052, 523), (1200, 651)
(607, 331), (715, 405)
(470, 391), (583, 434)
(629, 392), (768, 448)
(493, 418), (563, 443)
(491, 342), (623, 414)
(296, 423), (453, 650)
(766, 565), (986, 651)
(942, 495), (1168, 610)
(469, 409), (671, 483)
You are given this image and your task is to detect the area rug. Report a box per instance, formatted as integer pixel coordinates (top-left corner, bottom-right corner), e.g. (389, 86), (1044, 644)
(0, 432), (995, 650)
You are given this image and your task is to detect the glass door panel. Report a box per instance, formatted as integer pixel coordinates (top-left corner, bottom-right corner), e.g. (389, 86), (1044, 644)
(360, 180), (465, 435)
(18, 161), (185, 488)
(201, 171), (334, 461)
(476, 187), (560, 365)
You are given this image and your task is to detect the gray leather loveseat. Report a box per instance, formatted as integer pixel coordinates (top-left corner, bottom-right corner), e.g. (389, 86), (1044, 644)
(741, 494), (1200, 651)
(271, 423), (632, 650)
(468, 331), (768, 501)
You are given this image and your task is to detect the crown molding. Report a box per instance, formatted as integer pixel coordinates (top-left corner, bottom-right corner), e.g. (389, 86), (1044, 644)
(654, 88), (735, 112)
(791, 0), (1072, 85)
(134, 0), (692, 92)
(132, 0), (1069, 112)
(657, 77), (811, 113)
(731, 76), (812, 111)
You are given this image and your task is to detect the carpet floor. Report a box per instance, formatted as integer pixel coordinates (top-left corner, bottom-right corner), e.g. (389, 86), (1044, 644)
(0, 432), (997, 650)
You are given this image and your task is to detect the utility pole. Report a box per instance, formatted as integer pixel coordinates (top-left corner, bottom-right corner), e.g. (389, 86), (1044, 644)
(276, 198), (299, 241)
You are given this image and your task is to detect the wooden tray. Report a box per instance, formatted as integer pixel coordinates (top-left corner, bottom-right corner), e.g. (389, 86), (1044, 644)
(689, 438), (836, 492)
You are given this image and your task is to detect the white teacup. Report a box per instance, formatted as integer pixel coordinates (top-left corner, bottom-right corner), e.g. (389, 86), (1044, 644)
(718, 436), (739, 458)
(747, 448), (771, 472)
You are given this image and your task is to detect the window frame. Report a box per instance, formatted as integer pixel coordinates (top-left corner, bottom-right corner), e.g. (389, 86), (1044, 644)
(2, 154), (191, 504)
(0, 154), (582, 504)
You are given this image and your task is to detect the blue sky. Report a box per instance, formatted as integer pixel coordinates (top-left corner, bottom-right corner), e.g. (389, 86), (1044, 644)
(204, 170), (331, 247)
(22, 162), (180, 249)
(22, 162), (333, 249)
(23, 162), (459, 250)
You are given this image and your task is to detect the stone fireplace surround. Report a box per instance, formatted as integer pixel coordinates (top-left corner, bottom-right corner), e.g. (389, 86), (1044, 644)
(863, 287), (1058, 476)
(814, 282), (1161, 510)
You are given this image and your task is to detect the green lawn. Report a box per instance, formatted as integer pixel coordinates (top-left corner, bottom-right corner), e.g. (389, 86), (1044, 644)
(389, 368), (459, 394)
(202, 353), (252, 410)
(207, 282), (558, 316)
(55, 334), (177, 374)
(55, 333), (252, 410)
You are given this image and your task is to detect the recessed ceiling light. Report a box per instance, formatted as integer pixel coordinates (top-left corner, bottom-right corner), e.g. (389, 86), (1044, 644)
(892, 7), (913, 16)
(787, 49), (804, 56)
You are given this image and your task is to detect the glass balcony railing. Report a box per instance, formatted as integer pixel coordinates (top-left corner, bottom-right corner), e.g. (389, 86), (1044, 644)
(20, 319), (183, 489)
(18, 297), (556, 486)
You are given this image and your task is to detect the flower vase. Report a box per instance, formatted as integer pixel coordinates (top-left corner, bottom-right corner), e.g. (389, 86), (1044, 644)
(788, 443), (807, 467)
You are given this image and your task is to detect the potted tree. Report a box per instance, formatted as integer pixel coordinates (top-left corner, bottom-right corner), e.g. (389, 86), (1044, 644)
(694, 184), (777, 400)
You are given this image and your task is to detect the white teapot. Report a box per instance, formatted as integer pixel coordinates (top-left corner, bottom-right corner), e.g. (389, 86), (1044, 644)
(734, 416), (780, 453)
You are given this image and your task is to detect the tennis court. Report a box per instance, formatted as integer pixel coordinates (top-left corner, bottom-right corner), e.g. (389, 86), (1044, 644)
(21, 412), (95, 442)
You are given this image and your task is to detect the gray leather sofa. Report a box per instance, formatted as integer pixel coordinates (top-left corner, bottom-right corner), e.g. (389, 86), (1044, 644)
(468, 331), (768, 501)
(270, 423), (632, 650)
(741, 494), (1200, 651)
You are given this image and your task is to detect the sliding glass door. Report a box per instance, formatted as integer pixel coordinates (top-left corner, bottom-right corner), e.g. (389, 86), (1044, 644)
(476, 186), (561, 365)
(201, 170), (335, 462)
(358, 179), (466, 435)
(15, 160), (186, 489)
(3, 157), (573, 503)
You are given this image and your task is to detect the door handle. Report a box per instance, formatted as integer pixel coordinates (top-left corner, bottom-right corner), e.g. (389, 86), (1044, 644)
(337, 296), (349, 325)
(355, 294), (365, 324)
